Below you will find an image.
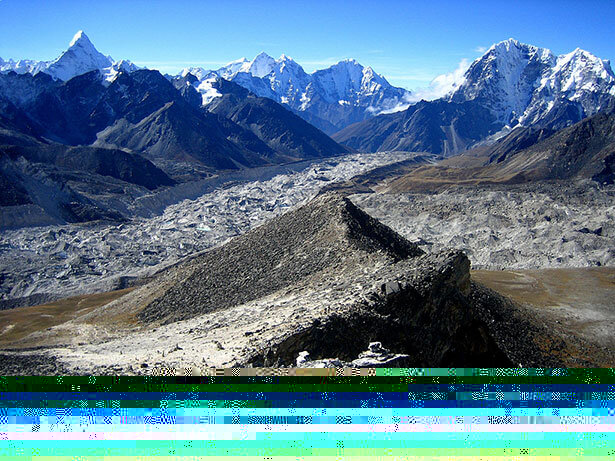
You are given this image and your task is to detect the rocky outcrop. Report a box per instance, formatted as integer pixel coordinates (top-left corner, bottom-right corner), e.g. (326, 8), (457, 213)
(137, 192), (422, 325)
(125, 192), (537, 369)
(246, 248), (512, 367)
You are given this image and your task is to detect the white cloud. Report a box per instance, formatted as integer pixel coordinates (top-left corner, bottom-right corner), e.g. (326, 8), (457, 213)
(475, 46), (488, 53)
(403, 58), (470, 104)
(372, 58), (471, 114)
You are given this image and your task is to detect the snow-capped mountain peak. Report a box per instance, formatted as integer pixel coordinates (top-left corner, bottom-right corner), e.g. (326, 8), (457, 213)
(216, 58), (248, 79)
(101, 59), (140, 86)
(180, 66), (216, 81)
(241, 52), (276, 78)
(1, 31), (136, 84)
(490, 37), (522, 53)
(447, 38), (615, 129)
(45, 30), (114, 81)
(449, 39), (555, 120)
(69, 30), (92, 48)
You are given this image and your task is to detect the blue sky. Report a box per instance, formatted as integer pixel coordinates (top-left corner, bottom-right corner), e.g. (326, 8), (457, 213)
(0, 0), (614, 90)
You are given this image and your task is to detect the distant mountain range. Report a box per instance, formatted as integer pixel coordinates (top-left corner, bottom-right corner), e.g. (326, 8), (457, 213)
(0, 32), (350, 226)
(1, 31), (413, 134)
(3, 32), (614, 153)
(182, 54), (412, 134)
(0, 32), (349, 172)
(334, 39), (615, 155)
(2, 31), (615, 227)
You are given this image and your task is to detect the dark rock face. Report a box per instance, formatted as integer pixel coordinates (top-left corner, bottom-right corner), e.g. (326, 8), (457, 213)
(0, 170), (31, 206)
(484, 127), (557, 164)
(1, 69), (348, 175)
(206, 88), (350, 160)
(333, 100), (498, 156)
(94, 101), (272, 170)
(594, 152), (615, 185)
(1, 141), (175, 190)
(0, 130), (175, 225)
(88, 71), (284, 170)
(478, 110), (615, 182)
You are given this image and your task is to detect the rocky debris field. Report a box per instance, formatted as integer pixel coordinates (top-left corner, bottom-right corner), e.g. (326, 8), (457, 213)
(5, 152), (612, 308)
(353, 180), (615, 270)
(2, 192), (611, 374)
(0, 352), (70, 375)
(0, 152), (417, 304)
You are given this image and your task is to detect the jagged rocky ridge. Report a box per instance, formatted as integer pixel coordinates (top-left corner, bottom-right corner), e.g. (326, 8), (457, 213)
(138, 192), (422, 325)
(182, 55), (412, 134)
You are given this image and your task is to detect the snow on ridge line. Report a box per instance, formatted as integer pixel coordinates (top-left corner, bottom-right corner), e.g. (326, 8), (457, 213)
(0, 30), (137, 84)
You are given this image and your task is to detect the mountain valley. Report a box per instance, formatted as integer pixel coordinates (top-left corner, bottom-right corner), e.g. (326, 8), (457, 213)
(1, 31), (615, 372)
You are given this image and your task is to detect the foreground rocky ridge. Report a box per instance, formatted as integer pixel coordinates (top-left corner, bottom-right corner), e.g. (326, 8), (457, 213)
(138, 193), (422, 325)
(1, 191), (612, 374)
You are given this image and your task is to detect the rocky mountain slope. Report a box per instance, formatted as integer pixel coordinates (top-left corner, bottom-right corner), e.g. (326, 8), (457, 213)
(482, 110), (615, 183)
(332, 99), (495, 155)
(334, 39), (615, 155)
(138, 192), (422, 325)
(381, 109), (615, 189)
(0, 127), (174, 225)
(174, 74), (347, 159)
(2, 191), (613, 373)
